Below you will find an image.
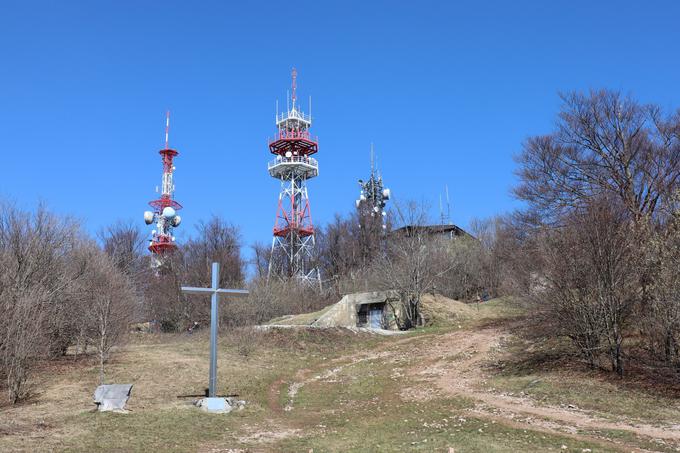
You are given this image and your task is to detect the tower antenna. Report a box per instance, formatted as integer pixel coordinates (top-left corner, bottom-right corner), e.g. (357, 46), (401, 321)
(440, 193), (444, 225)
(291, 67), (297, 108)
(445, 184), (451, 224)
(164, 110), (170, 149)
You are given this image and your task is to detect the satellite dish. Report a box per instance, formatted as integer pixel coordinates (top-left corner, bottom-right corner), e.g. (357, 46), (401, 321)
(143, 211), (154, 225)
(172, 215), (181, 227)
(162, 207), (176, 219)
(382, 188), (391, 200)
(285, 151), (293, 158)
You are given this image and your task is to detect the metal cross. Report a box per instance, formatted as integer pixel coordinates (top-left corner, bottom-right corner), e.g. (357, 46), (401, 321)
(181, 262), (248, 398)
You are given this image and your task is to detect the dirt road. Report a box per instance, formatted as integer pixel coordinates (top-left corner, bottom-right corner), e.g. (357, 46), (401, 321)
(272, 327), (680, 452)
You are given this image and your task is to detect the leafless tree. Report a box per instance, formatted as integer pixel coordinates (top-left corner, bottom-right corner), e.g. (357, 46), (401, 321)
(433, 235), (486, 301)
(0, 203), (83, 402)
(143, 216), (246, 331)
(515, 89), (680, 224)
(182, 216), (245, 288)
(251, 241), (271, 280)
(98, 221), (148, 322)
(527, 199), (642, 374)
(639, 194), (680, 374)
(371, 201), (444, 329)
(98, 221), (146, 278)
(75, 245), (136, 384)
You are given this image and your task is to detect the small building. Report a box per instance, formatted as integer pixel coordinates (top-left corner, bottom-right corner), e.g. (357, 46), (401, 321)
(393, 224), (473, 240)
(311, 290), (402, 330)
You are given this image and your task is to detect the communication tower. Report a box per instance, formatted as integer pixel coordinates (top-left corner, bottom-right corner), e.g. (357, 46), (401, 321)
(267, 69), (321, 286)
(144, 111), (182, 267)
(356, 145), (391, 228)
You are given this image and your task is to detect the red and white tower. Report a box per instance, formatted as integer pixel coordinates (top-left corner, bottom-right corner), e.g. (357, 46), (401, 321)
(144, 111), (182, 267)
(267, 69), (321, 286)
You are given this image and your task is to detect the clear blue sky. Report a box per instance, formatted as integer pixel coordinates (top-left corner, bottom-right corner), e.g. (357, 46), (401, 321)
(1, 1), (680, 261)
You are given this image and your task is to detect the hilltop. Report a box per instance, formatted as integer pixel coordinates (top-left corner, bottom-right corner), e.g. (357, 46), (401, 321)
(2, 298), (679, 452)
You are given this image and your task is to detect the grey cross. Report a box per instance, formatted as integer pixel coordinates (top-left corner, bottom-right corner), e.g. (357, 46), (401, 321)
(181, 262), (248, 397)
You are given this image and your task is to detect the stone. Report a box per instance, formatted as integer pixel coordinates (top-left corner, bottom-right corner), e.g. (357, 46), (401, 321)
(93, 384), (133, 412)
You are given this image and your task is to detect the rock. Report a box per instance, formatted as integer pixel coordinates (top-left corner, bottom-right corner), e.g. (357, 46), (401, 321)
(93, 384), (133, 412)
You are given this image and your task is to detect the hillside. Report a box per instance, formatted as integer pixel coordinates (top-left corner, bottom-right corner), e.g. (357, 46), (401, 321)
(2, 298), (680, 452)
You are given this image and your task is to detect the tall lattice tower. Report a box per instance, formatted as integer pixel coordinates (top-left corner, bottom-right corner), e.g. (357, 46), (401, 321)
(144, 111), (182, 268)
(356, 145), (391, 229)
(267, 69), (321, 286)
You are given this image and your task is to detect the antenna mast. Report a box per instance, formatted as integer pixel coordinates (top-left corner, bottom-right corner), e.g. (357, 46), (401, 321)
(291, 67), (297, 108)
(164, 110), (170, 149)
(440, 194), (444, 225)
(446, 184), (451, 224)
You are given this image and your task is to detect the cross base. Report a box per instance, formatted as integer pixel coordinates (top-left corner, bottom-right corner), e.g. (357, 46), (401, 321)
(197, 397), (232, 413)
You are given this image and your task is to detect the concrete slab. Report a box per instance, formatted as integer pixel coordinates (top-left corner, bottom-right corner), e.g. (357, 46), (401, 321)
(93, 384), (133, 412)
(196, 397), (235, 414)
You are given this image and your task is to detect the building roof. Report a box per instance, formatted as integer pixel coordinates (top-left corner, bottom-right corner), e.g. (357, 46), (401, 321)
(393, 224), (474, 239)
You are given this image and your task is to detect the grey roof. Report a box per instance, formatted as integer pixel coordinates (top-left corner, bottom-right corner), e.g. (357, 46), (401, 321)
(393, 224), (473, 239)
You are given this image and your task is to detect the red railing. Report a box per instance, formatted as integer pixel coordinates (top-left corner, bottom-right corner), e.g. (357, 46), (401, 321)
(268, 129), (318, 144)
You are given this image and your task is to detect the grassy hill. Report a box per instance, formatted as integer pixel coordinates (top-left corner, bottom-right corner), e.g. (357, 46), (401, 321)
(2, 298), (679, 452)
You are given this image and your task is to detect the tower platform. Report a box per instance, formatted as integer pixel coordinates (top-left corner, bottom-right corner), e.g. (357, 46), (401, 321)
(268, 156), (319, 179)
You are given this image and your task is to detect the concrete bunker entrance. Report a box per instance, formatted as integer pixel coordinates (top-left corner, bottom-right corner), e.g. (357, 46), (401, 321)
(357, 302), (386, 329)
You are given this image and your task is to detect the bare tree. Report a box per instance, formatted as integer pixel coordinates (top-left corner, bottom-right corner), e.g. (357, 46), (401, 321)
(98, 221), (148, 322)
(143, 216), (246, 331)
(515, 89), (680, 224)
(76, 245), (135, 384)
(251, 241), (271, 280)
(433, 235), (486, 301)
(0, 203), (83, 402)
(527, 199), (642, 374)
(182, 216), (245, 288)
(98, 221), (146, 277)
(371, 201), (443, 329)
(640, 195), (680, 373)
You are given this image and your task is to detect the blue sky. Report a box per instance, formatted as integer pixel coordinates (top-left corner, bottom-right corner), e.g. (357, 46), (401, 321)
(1, 1), (680, 261)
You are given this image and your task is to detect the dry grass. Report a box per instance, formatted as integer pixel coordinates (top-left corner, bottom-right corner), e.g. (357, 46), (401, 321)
(2, 298), (679, 452)
(267, 303), (335, 326)
(419, 293), (476, 327)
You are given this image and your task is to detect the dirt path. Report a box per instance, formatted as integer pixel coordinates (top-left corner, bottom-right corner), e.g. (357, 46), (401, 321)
(412, 328), (680, 448)
(271, 327), (680, 452)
